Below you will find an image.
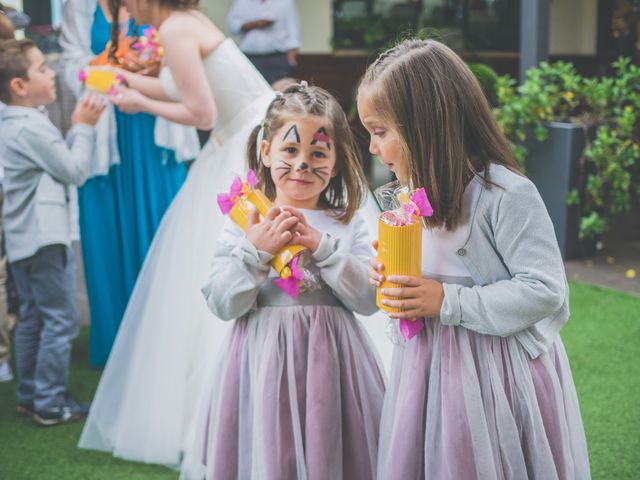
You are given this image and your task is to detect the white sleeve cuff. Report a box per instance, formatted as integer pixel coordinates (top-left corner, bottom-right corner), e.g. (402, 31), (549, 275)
(235, 236), (274, 269)
(440, 282), (462, 326)
(311, 233), (339, 263)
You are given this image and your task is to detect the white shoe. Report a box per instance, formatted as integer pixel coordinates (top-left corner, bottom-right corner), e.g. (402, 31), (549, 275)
(0, 359), (14, 382)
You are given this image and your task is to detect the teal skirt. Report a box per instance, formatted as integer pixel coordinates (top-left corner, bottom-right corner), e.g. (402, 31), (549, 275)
(79, 111), (187, 367)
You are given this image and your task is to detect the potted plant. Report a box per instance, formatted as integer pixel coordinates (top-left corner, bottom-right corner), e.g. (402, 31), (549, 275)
(494, 59), (640, 259)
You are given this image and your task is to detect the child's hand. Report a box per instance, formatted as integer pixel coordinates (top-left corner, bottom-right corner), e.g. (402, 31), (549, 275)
(71, 93), (106, 126)
(369, 240), (385, 287)
(245, 207), (299, 255)
(110, 86), (146, 114)
(379, 275), (445, 319)
(280, 206), (322, 252)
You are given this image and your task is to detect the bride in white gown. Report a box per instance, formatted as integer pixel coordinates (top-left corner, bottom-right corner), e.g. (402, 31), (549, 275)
(78, 0), (392, 467)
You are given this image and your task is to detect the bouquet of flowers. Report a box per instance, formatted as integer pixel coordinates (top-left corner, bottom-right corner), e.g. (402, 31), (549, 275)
(217, 170), (320, 298)
(80, 26), (163, 95)
(129, 26), (164, 66)
(88, 25), (163, 75)
(374, 181), (433, 341)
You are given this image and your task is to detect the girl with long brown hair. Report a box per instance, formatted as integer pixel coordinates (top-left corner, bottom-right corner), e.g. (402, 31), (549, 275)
(360, 39), (590, 479)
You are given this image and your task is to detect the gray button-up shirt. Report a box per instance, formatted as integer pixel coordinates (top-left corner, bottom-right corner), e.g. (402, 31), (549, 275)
(0, 106), (95, 261)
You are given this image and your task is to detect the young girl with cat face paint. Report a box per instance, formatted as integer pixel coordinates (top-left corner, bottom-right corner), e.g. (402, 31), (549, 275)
(182, 84), (386, 480)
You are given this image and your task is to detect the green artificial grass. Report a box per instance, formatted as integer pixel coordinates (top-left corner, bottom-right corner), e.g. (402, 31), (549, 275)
(561, 283), (640, 479)
(0, 281), (638, 479)
(0, 328), (178, 480)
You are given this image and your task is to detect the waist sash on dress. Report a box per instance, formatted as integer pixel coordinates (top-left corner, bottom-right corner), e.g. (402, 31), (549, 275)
(257, 283), (344, 308)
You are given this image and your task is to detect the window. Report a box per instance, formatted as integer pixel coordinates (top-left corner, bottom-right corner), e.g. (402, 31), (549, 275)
(332, 0), (520, 53)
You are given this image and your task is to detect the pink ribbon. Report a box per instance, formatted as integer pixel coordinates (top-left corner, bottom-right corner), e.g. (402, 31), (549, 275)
(396, 188), (432, 340)
(216, 169), (259, 214)
(273, 255), (305, 298)
(399, 318), (424, 340)
(410, 188), (434, 217)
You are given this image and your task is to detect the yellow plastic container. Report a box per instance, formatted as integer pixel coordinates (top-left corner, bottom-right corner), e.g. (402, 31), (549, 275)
(82, 68), (120, 94)
(229, 189), (307, 278)
(376, 217), (423, 312)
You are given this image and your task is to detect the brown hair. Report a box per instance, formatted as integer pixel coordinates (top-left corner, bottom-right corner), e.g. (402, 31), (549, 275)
(359, 39), (521, 231)
(108, 0), (121, 62)
(0, 39), (36, 103)
(247, 84), (368, 224)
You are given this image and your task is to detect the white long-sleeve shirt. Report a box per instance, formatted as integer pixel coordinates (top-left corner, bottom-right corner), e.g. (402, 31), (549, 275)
(202, 210), (378, 321)
(227, 0), (300, 54)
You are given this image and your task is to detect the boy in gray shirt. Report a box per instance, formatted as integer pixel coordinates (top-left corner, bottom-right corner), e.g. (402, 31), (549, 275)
(0, 39), (104, 425)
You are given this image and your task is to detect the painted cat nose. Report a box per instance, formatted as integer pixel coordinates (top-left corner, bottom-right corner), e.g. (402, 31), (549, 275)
(297, 162), (309, 171)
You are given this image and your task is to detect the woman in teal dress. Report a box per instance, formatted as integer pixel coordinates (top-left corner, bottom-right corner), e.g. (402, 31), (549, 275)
(60, 0), (196, 366)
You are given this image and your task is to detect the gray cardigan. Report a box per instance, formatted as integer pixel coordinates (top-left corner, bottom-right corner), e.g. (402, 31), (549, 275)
(439, 164), (569, 358)
(0, 106), (95, 261)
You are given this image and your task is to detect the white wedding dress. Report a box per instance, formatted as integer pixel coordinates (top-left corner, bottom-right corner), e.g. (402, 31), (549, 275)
(78, 39), (393, 467)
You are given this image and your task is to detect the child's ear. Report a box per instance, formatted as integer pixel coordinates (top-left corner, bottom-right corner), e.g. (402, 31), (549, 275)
(9, 77), (28, 98)
(260, 140), (272, 168)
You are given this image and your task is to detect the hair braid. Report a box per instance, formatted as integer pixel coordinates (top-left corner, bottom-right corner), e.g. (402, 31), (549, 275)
(108, 0), (121, 63)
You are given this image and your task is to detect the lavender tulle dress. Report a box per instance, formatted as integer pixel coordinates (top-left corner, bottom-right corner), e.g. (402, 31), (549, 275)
(377, 175), (590, 479)
(181, 210), (386, 480)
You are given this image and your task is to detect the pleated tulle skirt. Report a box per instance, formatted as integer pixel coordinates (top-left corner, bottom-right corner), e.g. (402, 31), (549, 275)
(377, 319), (590, 480)
(182, 305), (386, 480)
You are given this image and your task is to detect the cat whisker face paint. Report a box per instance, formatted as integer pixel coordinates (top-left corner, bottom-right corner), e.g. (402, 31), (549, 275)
(275, 160), (293, 180)
(261, 118), (338, 209)
(311, 166), (330, 182)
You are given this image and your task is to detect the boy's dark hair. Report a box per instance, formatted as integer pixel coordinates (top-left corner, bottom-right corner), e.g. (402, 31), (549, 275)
(0, 38), (36, 103)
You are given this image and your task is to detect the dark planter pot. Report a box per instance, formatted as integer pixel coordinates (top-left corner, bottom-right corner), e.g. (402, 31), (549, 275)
(524, 122), (586, 260)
